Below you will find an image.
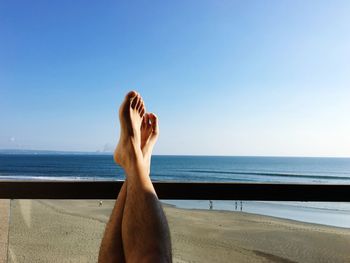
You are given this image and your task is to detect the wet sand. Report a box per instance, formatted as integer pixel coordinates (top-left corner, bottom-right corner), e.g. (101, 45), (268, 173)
(5, 200), (350, 262)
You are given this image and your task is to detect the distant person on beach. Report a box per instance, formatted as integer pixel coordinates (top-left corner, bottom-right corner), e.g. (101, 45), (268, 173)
(98, 91), (172, 263)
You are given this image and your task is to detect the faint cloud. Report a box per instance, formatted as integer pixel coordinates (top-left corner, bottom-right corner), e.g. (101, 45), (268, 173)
(9, 136), (22, 149)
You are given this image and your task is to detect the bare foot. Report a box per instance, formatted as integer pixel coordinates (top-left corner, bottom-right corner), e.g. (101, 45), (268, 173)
(114, 91), (145, 171)
(141, 113), (159, 169)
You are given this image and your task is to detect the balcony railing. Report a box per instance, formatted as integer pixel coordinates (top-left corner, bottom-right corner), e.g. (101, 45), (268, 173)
(0, 181), (349, 201)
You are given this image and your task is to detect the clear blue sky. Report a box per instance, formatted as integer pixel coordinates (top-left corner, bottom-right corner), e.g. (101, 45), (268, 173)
(1, 1), (349, 157)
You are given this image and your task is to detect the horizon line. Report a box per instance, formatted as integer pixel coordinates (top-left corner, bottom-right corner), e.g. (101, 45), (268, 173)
(0, 149), (349, 159)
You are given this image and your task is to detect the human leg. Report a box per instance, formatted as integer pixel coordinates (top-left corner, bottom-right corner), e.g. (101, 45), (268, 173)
(114, 93), (172, 262)
(98, 181), (127, 263)
(98, 91), (142, 263)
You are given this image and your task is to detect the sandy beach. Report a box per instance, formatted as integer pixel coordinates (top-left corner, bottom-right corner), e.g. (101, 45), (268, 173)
(3, 199), (350, 262)
(0, 200), (9, 263)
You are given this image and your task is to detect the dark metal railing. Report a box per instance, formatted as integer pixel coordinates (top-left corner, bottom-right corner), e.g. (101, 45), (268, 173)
(0, 181), (349, 201)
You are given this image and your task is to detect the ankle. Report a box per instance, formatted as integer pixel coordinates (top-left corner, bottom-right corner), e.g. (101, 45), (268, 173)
(124, 158), (150, 177)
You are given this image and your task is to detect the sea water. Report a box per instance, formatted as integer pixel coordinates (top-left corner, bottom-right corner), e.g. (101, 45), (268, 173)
(1, 154), (350, 227)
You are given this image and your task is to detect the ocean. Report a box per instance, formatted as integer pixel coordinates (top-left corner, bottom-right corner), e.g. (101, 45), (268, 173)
(1, 154), (350, 183)
(1, 154), (350, 227)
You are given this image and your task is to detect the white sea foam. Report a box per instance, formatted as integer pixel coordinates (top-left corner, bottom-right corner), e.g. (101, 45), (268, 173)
(0, 175), (117, 181)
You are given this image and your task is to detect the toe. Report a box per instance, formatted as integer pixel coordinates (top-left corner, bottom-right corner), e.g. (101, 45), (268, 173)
(141, 114), (147, 129)
(143, 114), (150, 130)
(126, 90), (137, 100)
(149, 113), (159, 134)
(137, 98), (143, 111)
(121, 91), (137, 109)
(131, 95), (140, 109)
(145, 113), (152, 126)
(139, 100), (145, 115)
(145, 113), (150, 126)
(140, 106), (145, 117)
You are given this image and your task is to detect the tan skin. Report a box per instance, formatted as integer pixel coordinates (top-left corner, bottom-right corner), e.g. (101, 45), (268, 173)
(98, 91), (172, 263)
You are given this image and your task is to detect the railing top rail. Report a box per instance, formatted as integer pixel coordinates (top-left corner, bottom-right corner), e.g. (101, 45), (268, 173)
(0, 181), (349, 201)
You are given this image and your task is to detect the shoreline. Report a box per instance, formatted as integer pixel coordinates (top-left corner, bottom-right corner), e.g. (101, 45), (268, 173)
(163, 203), (350, 231)
(162, 200), (350, 228)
